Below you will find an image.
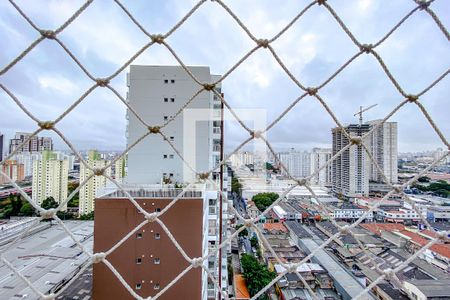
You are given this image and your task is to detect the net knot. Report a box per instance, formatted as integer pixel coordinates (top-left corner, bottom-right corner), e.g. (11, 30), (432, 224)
(151, 34), (164, 44)
(96, 78), (109, 87)
(38, 121), (54, 130)
(203, 83), (216, 91)
(145, 212), (158, 222)
(93, 167), (104, 176)
(190, 257), (203, 268)
(317, 0), (327, 5)
(296, 178), (307, 186)
(392, 184), (402, 194)
(306, 87), (317, 96)
(148, 126), (160, 134)
(198, 172), (210, 180)
(257, 39), (269, 48)
(339, 225), (350, 234)
(350, 137), (362, 145)
(437, 231), (447, 241)
(92, 252), (106, 264)
(244, 219), (253, 228)
(383, 268), (395, 279)
(407, 94), (418, 103)
(417, 0), (430, 10)
(286, 264), (297, 273)
(360, 43), (373, 54)
(40, 30), (56, 39)
(41, 208), (57, 220)
(251, 130), (262, 139)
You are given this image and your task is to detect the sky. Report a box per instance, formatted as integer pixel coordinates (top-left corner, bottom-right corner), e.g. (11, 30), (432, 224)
(0, 0), (449, 153)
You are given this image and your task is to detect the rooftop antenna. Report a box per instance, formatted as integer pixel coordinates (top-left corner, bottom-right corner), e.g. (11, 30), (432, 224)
(354, 104), (377, 126)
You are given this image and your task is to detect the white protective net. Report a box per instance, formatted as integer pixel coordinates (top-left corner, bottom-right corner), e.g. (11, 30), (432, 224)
(0, 0), (449, 299)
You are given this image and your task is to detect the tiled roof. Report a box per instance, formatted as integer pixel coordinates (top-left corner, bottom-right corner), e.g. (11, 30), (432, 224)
(263, 222), (288, 233)
(360, 223), (405, 235)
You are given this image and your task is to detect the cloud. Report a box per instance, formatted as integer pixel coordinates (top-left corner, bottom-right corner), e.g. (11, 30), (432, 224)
(0, 0), (448, 153)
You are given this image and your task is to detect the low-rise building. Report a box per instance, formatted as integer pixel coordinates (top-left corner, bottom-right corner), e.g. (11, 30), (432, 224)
(403, 280), (450, 300)
(331, 203), (373, 222)
(377, 208), (421, 224)
(426, 206), (450, 222)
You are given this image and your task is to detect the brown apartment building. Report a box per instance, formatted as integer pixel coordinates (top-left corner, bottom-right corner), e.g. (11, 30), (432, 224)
(93, 188), (205, 300)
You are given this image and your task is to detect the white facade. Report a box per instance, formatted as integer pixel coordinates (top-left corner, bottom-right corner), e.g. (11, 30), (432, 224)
(366, 120), (398, 184)
(310, 148), (332, 187)
(332, 124), (371, 198)
(114, 156), (126, 183)
(11, 152), (42, 177)
(79, 150), (111, 215)
(331, 204), (373, 221)
(278, 148), (311, 178)
(229, 151), (254, 169)
(32, 151), (68, 209)
(378, 208), (420, 222)
(126, 65), (217, 184)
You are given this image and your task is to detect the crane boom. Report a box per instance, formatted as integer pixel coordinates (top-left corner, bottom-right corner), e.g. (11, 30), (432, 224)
(354, 104), (377, 125)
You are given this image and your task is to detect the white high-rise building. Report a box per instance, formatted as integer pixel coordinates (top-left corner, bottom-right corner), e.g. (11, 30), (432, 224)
(114, 156), (126, 183)
(332, 124), (371, 198)
(229, 151), (254, 169)
(79, 150), (111, 215)
(126, 65), (217, 185)
(310, 148), (332, 187)
(277, 148), (311, 178)
(125, 65), (228, 299)
(32, 151), (69, 209)
(11, 152), (42, 177)
(366, 120), (398, 184)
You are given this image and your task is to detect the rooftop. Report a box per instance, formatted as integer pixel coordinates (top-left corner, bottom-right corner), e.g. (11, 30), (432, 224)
(405, 280), (450, 297)
(234, 274), (250, 299)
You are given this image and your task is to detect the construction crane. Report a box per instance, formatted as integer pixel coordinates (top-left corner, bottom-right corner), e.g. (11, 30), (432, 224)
(354, 104), (377, 126)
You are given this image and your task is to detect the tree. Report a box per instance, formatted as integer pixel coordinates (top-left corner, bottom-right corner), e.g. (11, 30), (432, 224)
(252, 192), (279, 212)
(240, 254), (276, 299)
(231, 177), (242, 196)
(418, 176), (430, 183)
(41, 197), (58, 209)
(20, 202), (34, 216)
(250, 235), (259, 249)
(235, 224), (248, 237)
(67, 181), (80, 207)
(79, 211), (94, 220)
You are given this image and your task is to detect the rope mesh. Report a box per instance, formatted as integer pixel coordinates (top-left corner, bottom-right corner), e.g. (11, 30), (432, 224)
(1, 0), (449, 299)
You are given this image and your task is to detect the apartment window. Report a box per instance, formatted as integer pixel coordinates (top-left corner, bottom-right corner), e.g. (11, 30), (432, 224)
(163, 155), (168, 159)
(170, 79), (175, 83)
(169, 136), (174, 141)
(170, 97), (175, 102)
(154, 284), (160, 290)
(136, 258), (142, 264)
(164, 98), (168, 102)
(164, 79), (168, 84)
(163, 172), (167, 176)
(136, 233), (142, 239)
(163, 116), (168, 121)
(169, 154), (174, 159)
(155, 233), (160, 240)
(154, 258), (160, 264)
(136, 283), (142, 290)
(169, 173), (173, 177)
(155, 208), (161, 212)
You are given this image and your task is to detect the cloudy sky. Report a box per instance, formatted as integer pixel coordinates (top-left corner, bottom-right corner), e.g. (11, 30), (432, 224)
(0, 0), (449, 153)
